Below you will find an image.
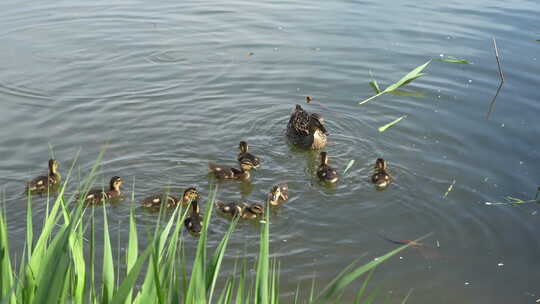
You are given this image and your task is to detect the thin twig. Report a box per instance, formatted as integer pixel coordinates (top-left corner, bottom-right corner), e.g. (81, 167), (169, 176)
(493, 38), (504, 83)
(487, 38), (505, 119)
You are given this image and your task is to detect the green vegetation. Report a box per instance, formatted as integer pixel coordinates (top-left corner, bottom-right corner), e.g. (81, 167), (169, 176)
(378, 116), (407, 133)
(439, 56), (470, 64)
(0, 156), (426, 303)
(359, 60), (431, 105)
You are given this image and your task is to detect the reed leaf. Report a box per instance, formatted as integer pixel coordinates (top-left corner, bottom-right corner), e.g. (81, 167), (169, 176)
(359, 60), (431, 104)
(378, 116), (406, 133)
(102, 205), (115, 304)
(439, 56), (470, 64)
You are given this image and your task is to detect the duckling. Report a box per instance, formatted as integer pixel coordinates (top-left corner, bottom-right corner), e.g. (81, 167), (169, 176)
(141, 187), (200, 209)
(208, 160), (255, 181)
(286, 104), (328, 149)
(237, 141), (261, 169)
(371, 158), (392, 189)
(316, 152), (338, 183)
(240, 203), (264, 219)
(267, 183), (289, 206)
(26, 159), (61, 193)
(78, 176), (123, 205)
(184, 199), (203, 236)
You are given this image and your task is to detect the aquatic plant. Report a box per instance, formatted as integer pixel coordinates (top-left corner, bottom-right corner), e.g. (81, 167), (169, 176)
(359, 60), (431, 105)
(0, 156), (425, 303)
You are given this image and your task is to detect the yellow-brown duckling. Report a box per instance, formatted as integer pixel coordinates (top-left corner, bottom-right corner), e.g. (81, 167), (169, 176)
(267, 183), (289, 206)
(26, 159), (61, 194)
(184, 199), (203, 236)
(286, 104), (328, 149)
(237, 141), (261, 169)
(78, 176), (124, 205)
(215, 201), (264, 220)
(208, 160), (256, 181)
(140, 187), (200, 209)
(371, 158), (392, 189)
(316, 152), (338, 183)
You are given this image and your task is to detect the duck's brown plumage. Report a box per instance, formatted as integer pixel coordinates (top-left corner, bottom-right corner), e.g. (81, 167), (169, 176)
(184, 200), (203, 236)
(371, 158), (392, 189)
(141, 187), (200, 209)
(237, 141), (261, 169)
(78, 176), (123, 205)
(286, 104), (328, 149)
(316, 152), (338, 183)
(208, 161), (254, 181)
(26, 159), (61, 194)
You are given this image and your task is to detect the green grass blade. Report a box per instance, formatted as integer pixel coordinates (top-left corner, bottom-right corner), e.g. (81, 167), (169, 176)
(110, 244), (153, 304)
(102, 205), (115, 304)
(186, 185), (218, 304)
(369, 80), (381, 94)
(384, 60), (431, 92)
(69, 223), (86, 304)
(359, 60), (430, 104)
(125, 206), (138, 304)
(0, 205), (14, 303)
(378, 115), (406, 133)
(255, 200), (270, 304)
(343, 160), (355, 175)
(25, 195), (33, 260)
(439, 56), (470, 64)
(235, 259), (247, 304)
(401, 288), (414, 304)
(353, 268), (375, 304)
(207, 218), (238, 303)
(315, 233), (432, 302)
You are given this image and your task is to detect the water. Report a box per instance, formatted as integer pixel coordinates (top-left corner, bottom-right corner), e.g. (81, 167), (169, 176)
(1, 0), (539, 302)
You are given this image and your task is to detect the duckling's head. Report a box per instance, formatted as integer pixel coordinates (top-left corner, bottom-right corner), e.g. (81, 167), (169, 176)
(375, 158), (387, 170)
(183, 187), (200, 203)
(48, 159), (59, 173)
(240, 160), (256, 172)
(109, 176), (123, 191)
(268, 183), (289, 205)
(239, 141), (249, 153)
(310, 113), (328, 135)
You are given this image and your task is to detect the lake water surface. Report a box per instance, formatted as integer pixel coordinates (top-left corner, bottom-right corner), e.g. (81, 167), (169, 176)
(1, 0), (539, 302)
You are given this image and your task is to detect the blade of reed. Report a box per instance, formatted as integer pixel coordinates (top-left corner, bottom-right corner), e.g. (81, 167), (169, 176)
(353, 268), (375, 304)
(401, 288), (414, 304)
(255, 200), (270, 304)
(207, 218), (238, 303)
(378, 116), (406, 133)
(110, 244), (154, 304)
(102, 204), (115, 304)
(359, 60), (431, 104)
(0, 203), (14, 304)
(125, 205), (138, 304)
(315, 233), (433, 302)
(186, 184), (218, 304)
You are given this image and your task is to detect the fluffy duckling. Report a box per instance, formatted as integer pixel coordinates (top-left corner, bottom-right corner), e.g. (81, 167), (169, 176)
(267, 183), (289, 206)
(371, 158), (392, 189)
(78, 176), (123, 205)
(208, 161), (256, 181)
(215, 201), (264, 220)
(141, 187), (200, 209)
(286, 104), (328, 149)
(26, 159), (61, 194)
(316, 152), (338, 183)
(237, 141), (261, 169)
(184, 199), (203, 236)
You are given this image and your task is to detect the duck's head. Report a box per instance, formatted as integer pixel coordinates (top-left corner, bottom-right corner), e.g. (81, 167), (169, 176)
(109, 176), (123, 191)
(48, 159), (59, 173)
(375, 158), (387, 170)
(183, 187), (200, 203)
(240, 160), (257, 172)
(268, 183), (289, 206)
(309, 113), (328, 135)
(239, 141), (249, 153)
